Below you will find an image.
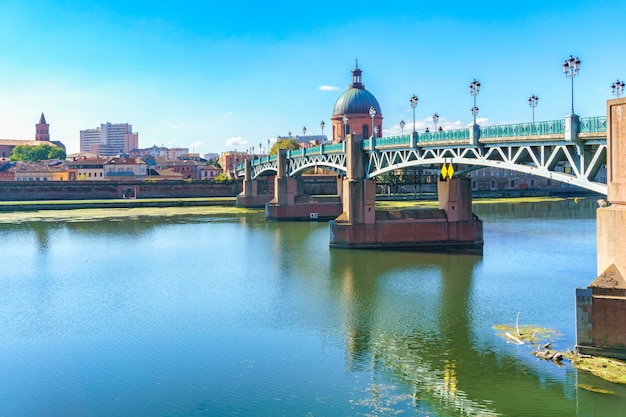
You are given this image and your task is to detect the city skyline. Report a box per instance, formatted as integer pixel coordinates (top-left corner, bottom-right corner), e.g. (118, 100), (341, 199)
(1, 0), (625, 156)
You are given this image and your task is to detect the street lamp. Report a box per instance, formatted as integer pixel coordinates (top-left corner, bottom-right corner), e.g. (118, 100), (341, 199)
(343, 113), (348, 140)
(563, 55), (581, 115)
(433, 113), (439, 131)
(611, 79), (625, 98)
(469, 79), (481, 125)
(369, 106), (376, 139)
(303, 126), (306, 137)
(400, 120), (405, 136)
(268, 138), (270, 154)
(528, 94), (539, 123)
(410, 95), (418, 133)
(320, 120), (325, 142)
(374, 126), (379, 138)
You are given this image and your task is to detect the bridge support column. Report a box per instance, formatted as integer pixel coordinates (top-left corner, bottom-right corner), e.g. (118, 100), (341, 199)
(329, 135), (483, 252)
(236, 159), (272, 208)
(265, 149), (342, 221)
(576, 98), (626, 360)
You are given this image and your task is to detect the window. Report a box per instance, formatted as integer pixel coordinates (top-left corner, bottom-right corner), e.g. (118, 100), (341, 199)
(491, 180), (495, 189)
(530, 179), (535, 187)
(510, 180), (515, 188)
(472, 181), (477, 190)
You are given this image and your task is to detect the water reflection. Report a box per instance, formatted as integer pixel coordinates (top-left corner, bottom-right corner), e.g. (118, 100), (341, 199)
(473, 197), (597, 220)
(328, 246), (585, 416)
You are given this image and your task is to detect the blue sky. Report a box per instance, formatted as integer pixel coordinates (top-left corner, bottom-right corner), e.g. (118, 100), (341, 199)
(1, 0), (625, 156)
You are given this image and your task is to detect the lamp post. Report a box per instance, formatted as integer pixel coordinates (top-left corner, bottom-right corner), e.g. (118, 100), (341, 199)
(320, 120), (325, 142)
(374, 126), (379, 137)
(528, 94), (539, 123)
(410, 95), (418, 133)
(302, 126), (306, 138)
(259, 142), (262, 154)
(433, 113), (439, 131)
(563, 55), (581, 115)
(342, 113), (348, 141)
(469, 79), (481, 125)
(400, 120), (405, 136)
(611, 79), (625, 98)
(369, 106), (376, 139)
(267, 138), (271, 154)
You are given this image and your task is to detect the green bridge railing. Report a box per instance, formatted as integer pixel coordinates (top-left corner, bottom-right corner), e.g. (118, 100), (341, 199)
(579, 116), (607, 133)
(239, 116), (607, 171)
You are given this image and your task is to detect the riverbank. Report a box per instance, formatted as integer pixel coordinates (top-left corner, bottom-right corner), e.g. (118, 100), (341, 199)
(0, 197), (236, 212)
(0, 195), (586, 213)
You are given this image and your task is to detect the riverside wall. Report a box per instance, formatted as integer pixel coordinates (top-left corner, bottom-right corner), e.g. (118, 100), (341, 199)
(0, 176), (339, 202)
(0, 180), (241, 201)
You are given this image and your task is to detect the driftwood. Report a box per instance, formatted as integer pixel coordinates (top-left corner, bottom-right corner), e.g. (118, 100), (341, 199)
(505, 332), (524, 345)
(532, 349), (564, 362)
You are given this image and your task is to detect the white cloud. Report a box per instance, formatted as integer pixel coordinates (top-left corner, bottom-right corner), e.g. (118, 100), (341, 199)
(189, 141), (203, 149)
(318, 85), (340, 91)
(225, 136), (248, 149)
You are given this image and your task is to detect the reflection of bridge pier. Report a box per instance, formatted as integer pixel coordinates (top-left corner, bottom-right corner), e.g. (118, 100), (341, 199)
(330, 251), (587, 416)
(329, 133), (483, 252)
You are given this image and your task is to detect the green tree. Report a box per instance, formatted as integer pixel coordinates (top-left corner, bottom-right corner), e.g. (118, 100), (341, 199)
(213, 173), (233, 184)
(207, 157), (221, 168)
(10, 143), (66, 162)
(269, 138), (300, 155)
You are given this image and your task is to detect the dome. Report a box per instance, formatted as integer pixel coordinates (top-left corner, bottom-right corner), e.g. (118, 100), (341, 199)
(332, 64), (382, 116)
(332, 88), (381, 116)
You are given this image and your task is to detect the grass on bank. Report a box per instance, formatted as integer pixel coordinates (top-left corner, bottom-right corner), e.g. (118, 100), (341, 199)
(0, 196), (578, 224)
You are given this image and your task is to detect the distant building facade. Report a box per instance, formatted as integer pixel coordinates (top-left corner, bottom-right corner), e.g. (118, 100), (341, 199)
(66, 157), (107, 181)
(130, 145), (189, 160)
(80, 123), (139, 156)
(103, 157), (147, 178)
(219, 151), (254, 177)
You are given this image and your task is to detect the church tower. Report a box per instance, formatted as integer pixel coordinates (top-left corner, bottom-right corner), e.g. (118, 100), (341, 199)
(35, 113), (50, 142)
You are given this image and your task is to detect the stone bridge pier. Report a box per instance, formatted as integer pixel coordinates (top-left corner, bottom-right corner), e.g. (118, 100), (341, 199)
(329, 134), (483, 252)
(576, 98), (626, 360)
(265, 149), (343, 221)
(235, 159), (273, 208)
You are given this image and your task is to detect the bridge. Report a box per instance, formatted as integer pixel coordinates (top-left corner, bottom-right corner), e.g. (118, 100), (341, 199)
(237, 115), (608, 195)
(236, 103), (626, 361)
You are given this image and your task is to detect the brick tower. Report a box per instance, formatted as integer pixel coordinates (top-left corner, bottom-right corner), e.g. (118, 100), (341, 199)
(35, 113), (50, 142)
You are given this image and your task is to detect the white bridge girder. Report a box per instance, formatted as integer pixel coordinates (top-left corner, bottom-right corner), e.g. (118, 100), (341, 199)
(241, 140), (607, 194)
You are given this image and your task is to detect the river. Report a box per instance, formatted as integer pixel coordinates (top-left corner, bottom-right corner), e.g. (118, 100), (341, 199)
(0, 198), (624, 416)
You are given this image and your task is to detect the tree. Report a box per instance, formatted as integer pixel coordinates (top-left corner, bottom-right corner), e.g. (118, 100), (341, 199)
(10, 143), (66, 162)
(269, 138), (300, 155)
(213, 173), (233, 184)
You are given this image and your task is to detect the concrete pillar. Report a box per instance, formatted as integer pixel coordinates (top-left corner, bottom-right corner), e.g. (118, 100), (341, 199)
(565, 114), (579, 141)
(242, 159), (257, 197)
(469, 124), (480, 146)
(339, 134), (376, 225)
(437, 177), (473, 222)
(576, 98), (626, 359)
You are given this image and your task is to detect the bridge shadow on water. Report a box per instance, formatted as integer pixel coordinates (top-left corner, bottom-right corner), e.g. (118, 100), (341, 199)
(327, 246), (625, 416)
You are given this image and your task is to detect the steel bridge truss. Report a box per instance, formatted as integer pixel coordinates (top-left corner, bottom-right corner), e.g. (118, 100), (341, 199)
(367, 140), (607, 194)
(244, 140), (607, 194)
